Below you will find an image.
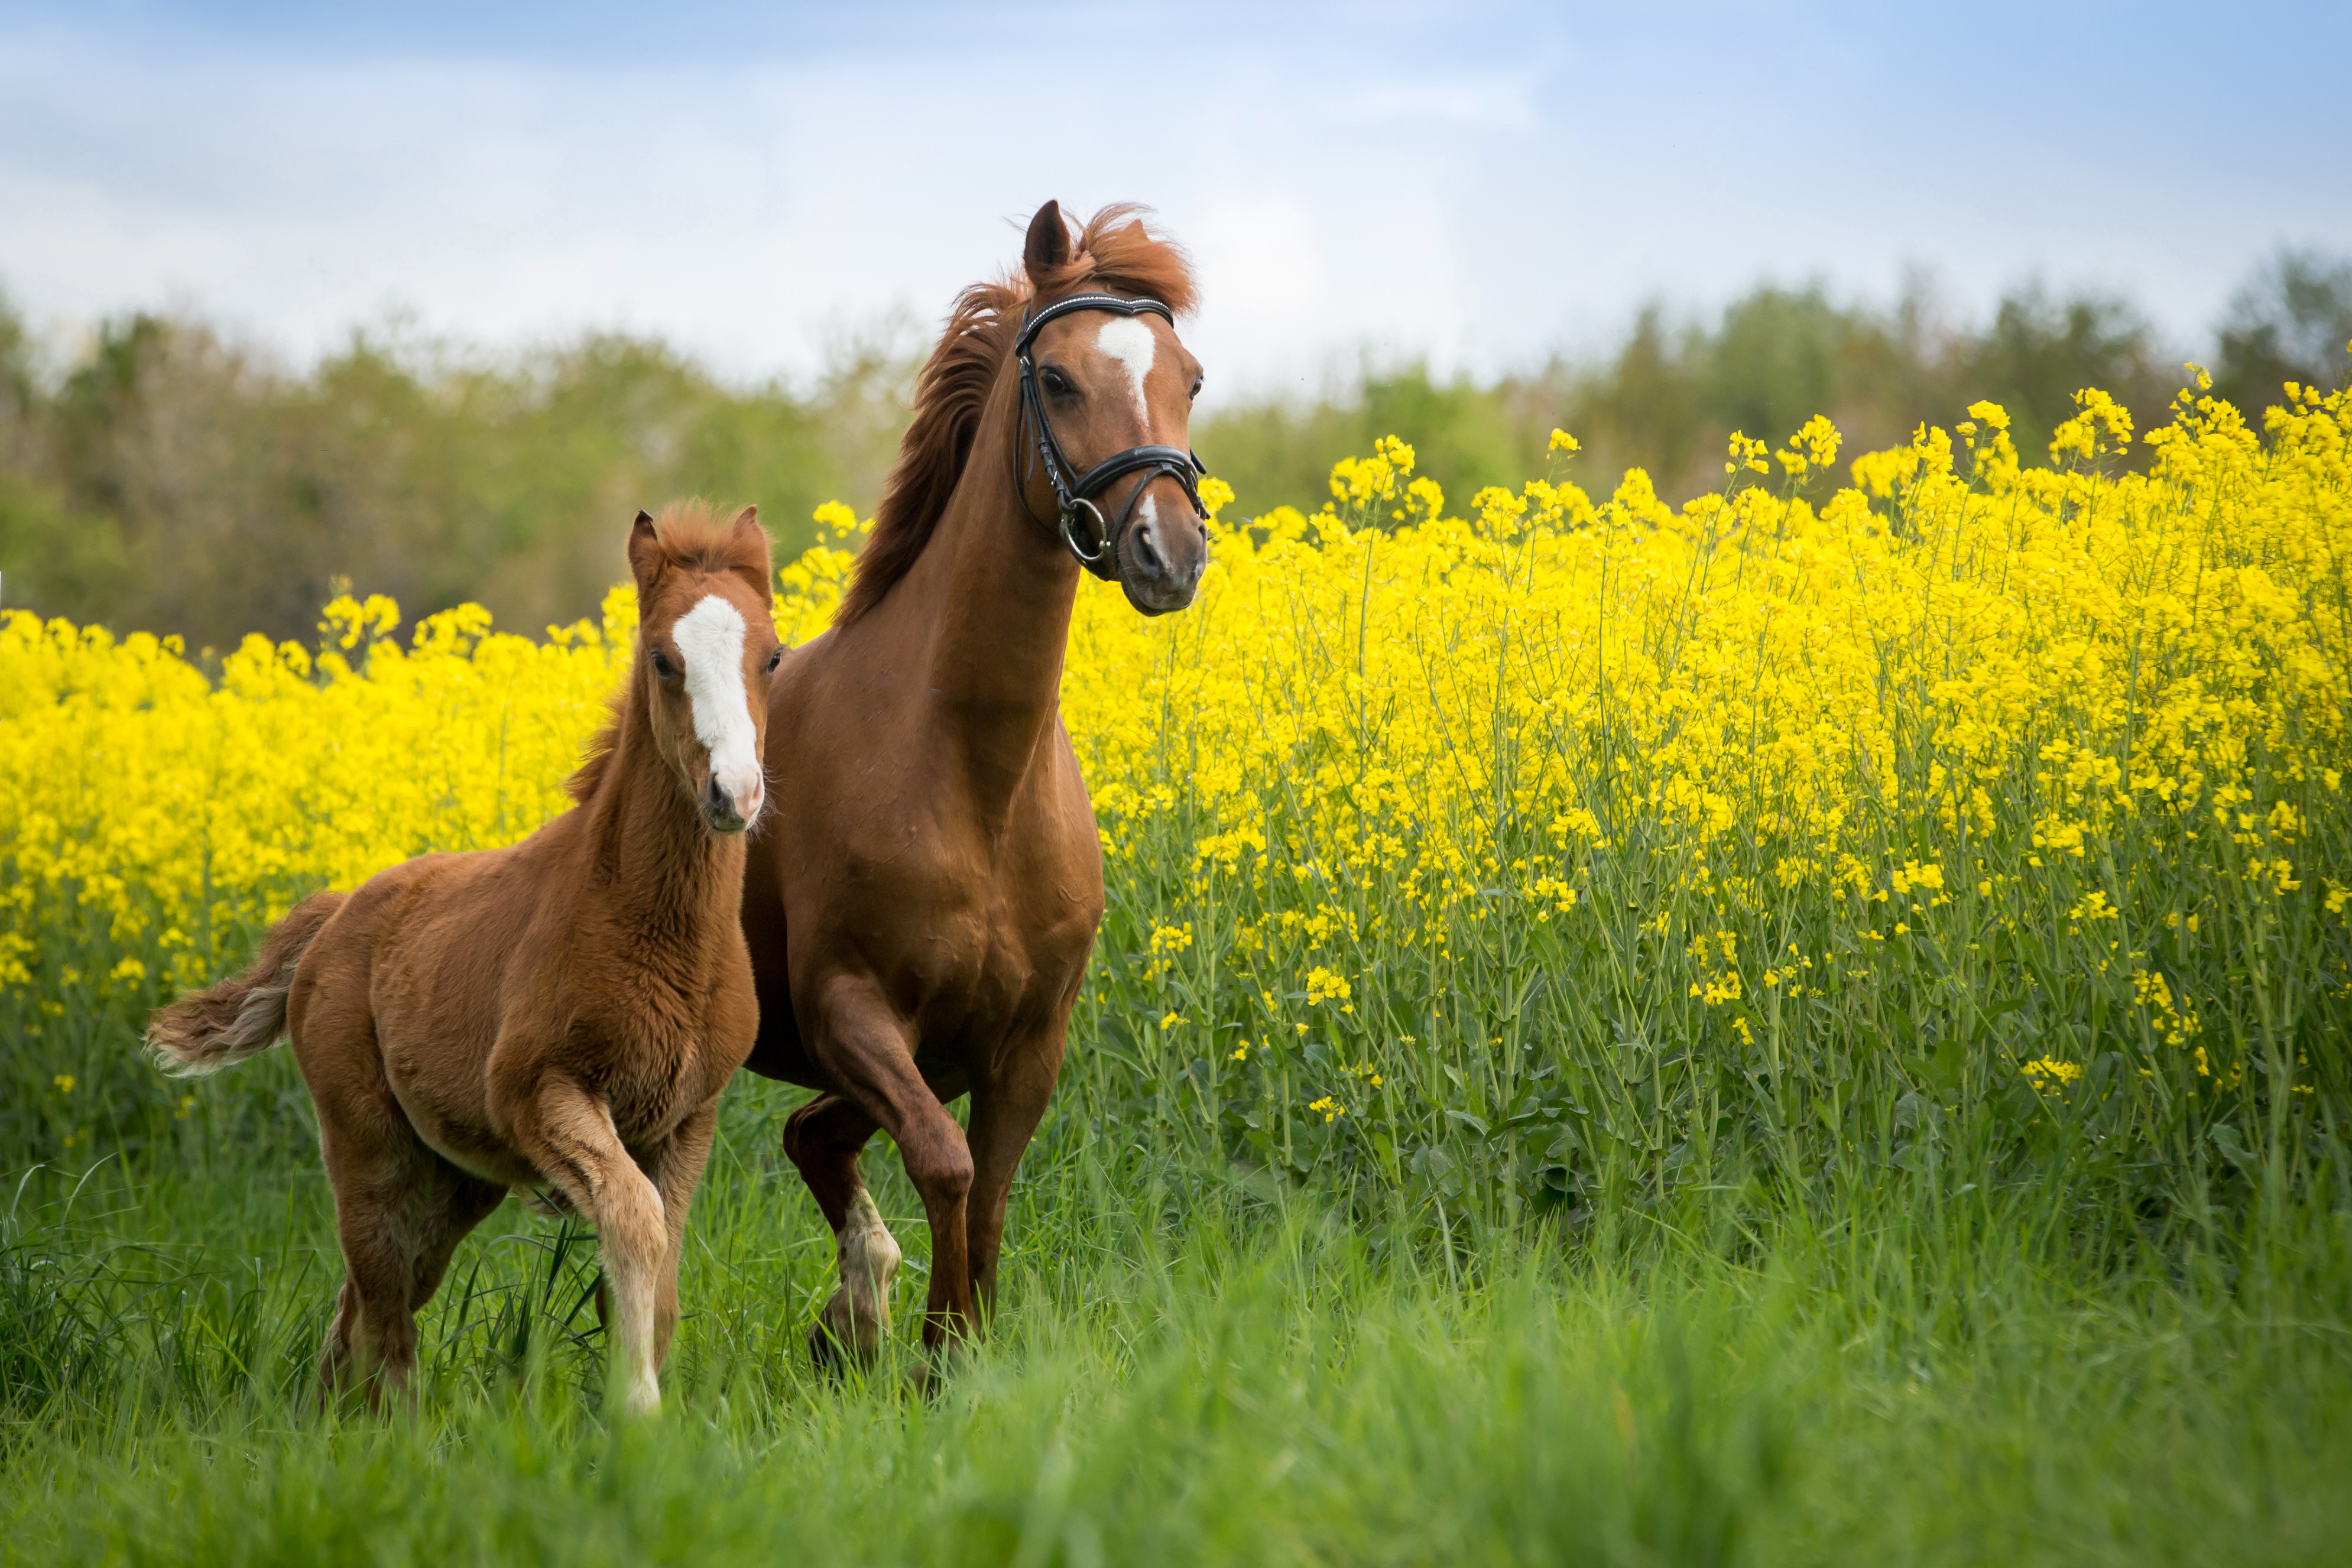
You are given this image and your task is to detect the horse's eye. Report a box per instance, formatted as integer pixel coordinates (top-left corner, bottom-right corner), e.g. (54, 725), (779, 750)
(650, 649), (677, 679)
(1190, 375), (1203, 400)
(1042, 368), (1075, 398)
(764, 647), (783, 674)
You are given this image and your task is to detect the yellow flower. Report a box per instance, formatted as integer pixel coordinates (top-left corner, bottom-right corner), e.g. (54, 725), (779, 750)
(9, 379), (2350, 1183)
(2022, 1057), (2084, 1090)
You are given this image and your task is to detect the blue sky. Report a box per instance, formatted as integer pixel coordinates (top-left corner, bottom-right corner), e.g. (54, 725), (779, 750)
(2, 1), (2346, 401)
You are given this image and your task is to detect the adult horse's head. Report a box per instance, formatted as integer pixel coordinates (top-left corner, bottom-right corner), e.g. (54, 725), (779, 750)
(834, 202), (1211, 628)
(1013, 200), (1210, 615)
(626, 503), (781, 835)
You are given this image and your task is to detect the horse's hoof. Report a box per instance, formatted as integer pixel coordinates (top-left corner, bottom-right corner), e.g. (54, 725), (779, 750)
(914, 1339), (969, 1400)
(808, 1319), (849, 1381)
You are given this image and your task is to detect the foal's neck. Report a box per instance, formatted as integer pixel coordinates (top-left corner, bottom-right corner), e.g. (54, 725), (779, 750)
(587, 690), (741, 950)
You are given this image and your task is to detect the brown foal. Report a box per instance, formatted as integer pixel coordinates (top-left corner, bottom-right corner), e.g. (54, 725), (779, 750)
(148, 504), (780, 1417)
(740, 201), (1210, 1366)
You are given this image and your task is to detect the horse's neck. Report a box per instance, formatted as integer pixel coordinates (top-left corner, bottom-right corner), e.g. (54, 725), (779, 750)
(896, 419), (1080, 820)
(586, 713), (738, 950)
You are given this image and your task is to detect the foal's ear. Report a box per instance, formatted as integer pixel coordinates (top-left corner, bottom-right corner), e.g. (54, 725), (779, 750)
(1024, 200), (1070, 283)
(726, 505), (773, 600)
(627, 509), (665, 596)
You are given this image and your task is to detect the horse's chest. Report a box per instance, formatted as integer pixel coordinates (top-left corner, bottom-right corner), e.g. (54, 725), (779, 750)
(901, 898), (1093, 1043)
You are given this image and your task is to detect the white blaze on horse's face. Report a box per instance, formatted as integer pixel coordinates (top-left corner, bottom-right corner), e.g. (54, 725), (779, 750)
(1095, 316), (1156, 424)
(1093, 316), (1188, 590)
(672, 593), (765, 830)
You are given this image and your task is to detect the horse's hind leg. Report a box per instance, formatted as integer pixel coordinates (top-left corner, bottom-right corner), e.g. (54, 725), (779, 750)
(784, 1092), (900, 1370)
(806, 976), (975, 1362)
(508, 1074), (669, 1419)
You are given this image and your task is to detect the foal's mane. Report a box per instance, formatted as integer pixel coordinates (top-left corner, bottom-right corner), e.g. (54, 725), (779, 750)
(836, 204), (1197, 624)
(565, 500), (768, 806)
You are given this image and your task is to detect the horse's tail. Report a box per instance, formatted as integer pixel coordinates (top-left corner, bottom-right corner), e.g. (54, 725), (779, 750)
(146, 890), (349, 1076)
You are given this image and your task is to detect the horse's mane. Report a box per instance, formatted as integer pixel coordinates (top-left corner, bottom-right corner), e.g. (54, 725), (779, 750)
(565, 499), (767, 805)
(836, 204), (1197, 624)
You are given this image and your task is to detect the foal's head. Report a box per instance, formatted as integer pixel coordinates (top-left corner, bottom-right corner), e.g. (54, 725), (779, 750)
(626, 504), (781, 835)
(1017, 200), (1210, 615)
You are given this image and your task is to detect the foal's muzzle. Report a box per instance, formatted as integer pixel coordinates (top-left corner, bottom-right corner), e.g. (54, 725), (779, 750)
(702, 772), (763, 835)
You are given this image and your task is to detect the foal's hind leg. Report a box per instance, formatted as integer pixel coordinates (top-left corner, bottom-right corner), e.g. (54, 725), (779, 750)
(315, 1122), (504, 1408)
(508, 1074), (669, 1419)
(784, 1092), (901, 1370)
(314, 1121), (445, 1407)
(304, 1004), (450, 1410)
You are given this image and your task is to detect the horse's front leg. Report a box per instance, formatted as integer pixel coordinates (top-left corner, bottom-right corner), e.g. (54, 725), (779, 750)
(966, 1021), (1067, 1324)
(807, 973), (977, 1361)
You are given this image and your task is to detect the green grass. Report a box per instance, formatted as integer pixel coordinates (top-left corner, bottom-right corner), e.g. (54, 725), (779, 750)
(3, 1063), (2347, 1566)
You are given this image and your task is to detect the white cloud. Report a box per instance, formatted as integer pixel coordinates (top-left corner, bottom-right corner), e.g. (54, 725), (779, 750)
(1, 4), (2345, 403)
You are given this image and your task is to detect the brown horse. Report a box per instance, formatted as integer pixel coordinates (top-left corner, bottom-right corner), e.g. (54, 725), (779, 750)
(148, 504), (780, 1417)
(741, 201), (1209, 1366)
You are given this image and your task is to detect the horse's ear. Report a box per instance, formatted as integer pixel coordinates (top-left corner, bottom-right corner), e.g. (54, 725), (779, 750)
(627, 509), (664, 598)
(1024, 200), (1069, 284)
(727, 505), (773, 600)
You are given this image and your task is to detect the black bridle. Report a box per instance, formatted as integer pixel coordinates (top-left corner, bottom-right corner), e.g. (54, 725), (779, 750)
(1014, 291), (1207, 581)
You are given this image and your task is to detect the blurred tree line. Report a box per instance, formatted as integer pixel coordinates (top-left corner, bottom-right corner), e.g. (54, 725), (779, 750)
(1198, 247), (2352, 520)
(0, 310), (908, 647)
(2, 248), (2345, 644)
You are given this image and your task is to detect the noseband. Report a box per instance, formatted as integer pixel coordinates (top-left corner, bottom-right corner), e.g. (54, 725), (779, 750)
(1015, 291), (1208, 580)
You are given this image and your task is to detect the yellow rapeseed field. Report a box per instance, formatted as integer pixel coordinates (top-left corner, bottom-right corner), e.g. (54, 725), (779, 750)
(5, 381), (2347, 1210)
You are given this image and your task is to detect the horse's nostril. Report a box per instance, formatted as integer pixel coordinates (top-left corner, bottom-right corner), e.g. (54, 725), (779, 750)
(1133, 528), (1164, 577)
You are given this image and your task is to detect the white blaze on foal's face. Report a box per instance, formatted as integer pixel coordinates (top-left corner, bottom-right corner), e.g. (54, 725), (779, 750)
(671, 593), (764, 824)
(1095, 316), (1156, 424)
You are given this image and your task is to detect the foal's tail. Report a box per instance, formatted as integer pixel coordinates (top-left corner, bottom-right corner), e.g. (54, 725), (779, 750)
(146, 891), (349, 1076)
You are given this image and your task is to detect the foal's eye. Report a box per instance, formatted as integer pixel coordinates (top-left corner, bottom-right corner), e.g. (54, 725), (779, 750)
(650, 650), (677, 679)
(764, 647), (783, 674)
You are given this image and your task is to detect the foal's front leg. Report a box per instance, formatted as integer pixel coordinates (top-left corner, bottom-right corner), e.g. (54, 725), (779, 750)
(510, 1074), (669, 1418)
(648, 1096), (720, 1369)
